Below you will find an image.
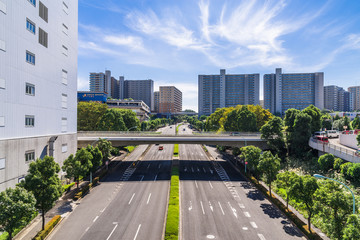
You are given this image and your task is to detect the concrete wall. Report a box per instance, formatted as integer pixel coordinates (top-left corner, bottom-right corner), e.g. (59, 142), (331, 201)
(339, 133), (359, 149)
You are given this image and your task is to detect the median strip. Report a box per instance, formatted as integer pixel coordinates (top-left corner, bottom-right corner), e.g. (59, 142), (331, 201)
(164, 166), (179, 240)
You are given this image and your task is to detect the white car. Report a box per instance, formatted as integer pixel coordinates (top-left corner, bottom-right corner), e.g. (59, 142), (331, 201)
(326, 130), (339, 138)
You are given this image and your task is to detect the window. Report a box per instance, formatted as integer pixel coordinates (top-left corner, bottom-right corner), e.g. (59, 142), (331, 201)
(0, 116), (4, 127)
(28, 0), (36, 7)
(39, 1), (48, 22)
(62, 2), (69, 14)
(62, 144), (68, 153)
(61, 117), (67, 132)
(0, 78), (5, 89)
(0, 158), (5, 170)
(25, 151), (35, 162)
(0, 39), (5, 52)
(0, 0), (6, 14)
(62, 69), (68, 85)
(26, 83), (35, 96)
(62, 23), (68, 35)
(26, 19), (35, 34)
(25, 115), (35, 127)
(62, 45), (68, 56)
(38, 28), (48, 47)
(61, 94), (67, 109)
(26, 51), (35, 65)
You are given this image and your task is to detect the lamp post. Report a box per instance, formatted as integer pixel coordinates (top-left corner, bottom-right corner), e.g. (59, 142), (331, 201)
(313, 174), (356, 214)
(127, 126), (138, 133)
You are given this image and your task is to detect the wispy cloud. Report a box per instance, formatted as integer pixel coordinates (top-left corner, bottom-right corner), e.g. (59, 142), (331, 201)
(104, 35), (146, 52)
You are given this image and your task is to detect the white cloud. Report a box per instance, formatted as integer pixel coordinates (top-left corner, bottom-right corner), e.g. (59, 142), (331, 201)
(77, 76), (88, 91)
(103, 35), (146, 52)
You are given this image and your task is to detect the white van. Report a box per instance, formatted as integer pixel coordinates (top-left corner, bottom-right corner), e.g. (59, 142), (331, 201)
(326, 130), (339, 138)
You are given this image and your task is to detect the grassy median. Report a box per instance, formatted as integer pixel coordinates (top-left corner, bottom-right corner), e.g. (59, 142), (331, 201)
(173, 144), (179, 157)
(164, 166), (179, 240)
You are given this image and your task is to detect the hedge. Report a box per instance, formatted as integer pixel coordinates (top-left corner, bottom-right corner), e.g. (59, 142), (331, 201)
(33, 215), (61, 240)
(62, 182), (75, 193)
(74, 183), (92, 200)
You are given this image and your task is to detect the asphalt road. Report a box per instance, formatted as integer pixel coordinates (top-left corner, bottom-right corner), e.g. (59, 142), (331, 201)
(49, 142), (173, 240)
(179, 125), (305, 240)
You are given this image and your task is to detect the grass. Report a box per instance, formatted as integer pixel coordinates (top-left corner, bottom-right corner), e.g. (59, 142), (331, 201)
(202, 145), (208, 152)
(175, 124), (183, 134)
(173, 144), (179, 157)
(125, 145), (136, 153)
(164, 166), (179, 240)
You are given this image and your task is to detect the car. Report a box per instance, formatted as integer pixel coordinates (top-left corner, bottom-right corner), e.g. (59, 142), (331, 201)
(325, 130), (339, 138)
(183, 128), (186, 131)
(313, 131), (326, 138)
(155, 143), (159, 145)
(230, 132), (240, 136)
(158, 146), (164, 150)
(316, 136), (329, 143)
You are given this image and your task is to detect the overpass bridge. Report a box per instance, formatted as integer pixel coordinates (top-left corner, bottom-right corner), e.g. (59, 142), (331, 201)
(77, 131), (267, 149)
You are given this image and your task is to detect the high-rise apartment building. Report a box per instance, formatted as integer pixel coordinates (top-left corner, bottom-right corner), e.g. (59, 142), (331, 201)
(198, 69), (260, 116)
(324, 85), (353, 111)
(158, 86), (182, 114)
(348, 86), (360, 111)
(89, 70), (112, 97)
(0, 0), (78, 191)
(124, 80), (154, 111)
(154, 91), (160, 113)
(264, 68), (324, 114)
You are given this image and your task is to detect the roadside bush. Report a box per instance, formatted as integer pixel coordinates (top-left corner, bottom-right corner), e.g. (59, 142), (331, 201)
(92, 177), (99, 185)
(62, 182), (75, 193)
(318, 154), (335, 172)
(333, 158), (343, 171)
(110, 147), (120, 156)
(347, 163), (360, 183)
(73, 183), (92, 200)
(33, 215), (61, 240)
(232, 147), (240, 156)
(341, 162), (353, 180)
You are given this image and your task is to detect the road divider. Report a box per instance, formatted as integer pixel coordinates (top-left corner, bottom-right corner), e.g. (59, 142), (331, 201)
(164, 166), (179, 240)
(173, 144), (179, 158)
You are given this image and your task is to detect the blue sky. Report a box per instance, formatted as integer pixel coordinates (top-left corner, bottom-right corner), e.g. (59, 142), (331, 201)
(78, 0), (360, 111)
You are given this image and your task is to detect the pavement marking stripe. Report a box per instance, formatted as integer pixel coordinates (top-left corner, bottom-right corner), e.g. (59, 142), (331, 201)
(244, 212), (251, 217)
(195, 180), (198, 189)
(106, 223), (118, 240)
(147, 164), (150, 169)
(238, 203), (245, 209)
(85, 227), (90, 232)
(218, 201), (225, 215)
(250, 222), (258, 228)
(133, 224), (141, 240)
(147, 193), (152, 205)
(257, 233), (266, 240)
(208, 181), (213, 189)
(93, 216), (99, 222)
(128, 193), (136, 205)
(100, 206), (107, 213)
(158, 164), (161, 168)
(154, 175), (157, 181)
(200, 201), (205, 215)
(140, 175), (144, 181)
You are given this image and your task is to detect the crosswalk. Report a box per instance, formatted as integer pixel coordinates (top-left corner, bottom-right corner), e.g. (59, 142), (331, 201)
(119, 163), (137, 181)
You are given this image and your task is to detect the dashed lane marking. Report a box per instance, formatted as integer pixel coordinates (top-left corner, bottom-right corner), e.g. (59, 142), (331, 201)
(244, 212), (251, 217)
(128, 193), (135, 205)
(146, 193), (152, 205)
(93, 216), (99, 222)
(250, 222), (258, 228)
(257, 234), (266, 240)
(218, 201), (225, 215)
(200, 201), (205, 215)
(208, 181), (213, 189)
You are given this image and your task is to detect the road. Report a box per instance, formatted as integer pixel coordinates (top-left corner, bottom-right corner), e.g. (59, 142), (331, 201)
(49, 139), (173, 240)
(179, 126), (305, 240)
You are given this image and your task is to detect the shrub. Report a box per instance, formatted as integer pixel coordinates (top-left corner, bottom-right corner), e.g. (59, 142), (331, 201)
(62, 182), (75, 193)
(341, 162), (353, 180)
(73, 183), (92, 200)
(348, 163), (360, 183)
(333, 158), (343, 171)
(92, 177), (99, 185)
(33, 215), (61, 240)
(318, 154), (335, 172)
(232, 147), (240, 156)
(110, 147), (120, 156)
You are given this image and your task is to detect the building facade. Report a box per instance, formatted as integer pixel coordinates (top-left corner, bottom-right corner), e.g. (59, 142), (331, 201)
(264, 68), (324, 114)
(198, 69), (260, 116)
(107, 99), (150, 122)
(124, 80), (154, 111)
(158, 86), (182, 114)
(0, 0), (78, 191)
(348, 86), (360, 111)
(154, 91), (159, 113)
(324, 85), (353, 112)
(89, 70), (113, 97)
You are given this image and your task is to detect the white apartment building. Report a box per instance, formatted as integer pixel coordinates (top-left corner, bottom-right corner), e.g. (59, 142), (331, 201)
(0, 0), (78, 191)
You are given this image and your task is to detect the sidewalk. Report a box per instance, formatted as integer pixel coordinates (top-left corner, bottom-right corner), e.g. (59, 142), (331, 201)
(206, 145), (330, 240)
(14, 152), (127, 240)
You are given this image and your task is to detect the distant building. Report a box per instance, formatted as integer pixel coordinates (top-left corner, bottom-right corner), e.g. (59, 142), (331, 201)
(198, 69), (260, 116)
(158, 86), (182, 114)
(264, 68), (324, 114)
(154, 91), (160, 113)
(324, 85), (353, 112)
(77, 91), (107, 103)
(0, 0), (78, 191)
(124, 80), (154, 111)
(107, 99), (150, 122)
(348, 86), (360, 111)
(329, 112), (360, 121)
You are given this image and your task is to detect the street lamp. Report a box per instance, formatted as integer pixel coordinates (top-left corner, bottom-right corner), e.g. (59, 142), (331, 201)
(127, 126), (138, 133)
(313, 174), (356, 214)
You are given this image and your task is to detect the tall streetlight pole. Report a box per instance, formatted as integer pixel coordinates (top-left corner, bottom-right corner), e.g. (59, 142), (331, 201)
(313, 174), (356, 214)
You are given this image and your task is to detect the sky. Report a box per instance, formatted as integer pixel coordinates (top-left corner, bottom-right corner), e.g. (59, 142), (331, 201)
(77, 0), (360, 112)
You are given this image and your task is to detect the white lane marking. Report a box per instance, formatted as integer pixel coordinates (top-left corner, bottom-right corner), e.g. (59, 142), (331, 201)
(85, 227), (90, 232)
(158, 164), (161, 169)
(133, 224), (141, 240)
(209, 201), (213, 212)
(242, 227), (248, 230)
(228, 202), (238, 218)
(244, 212), (251, 217)
(154, 175), (157, 181)
(128, 193), (135, 205)
(188, 201), (192, 211)
(195, 180), (198, 189)
(146, 193), (152, 205)
(208, 181), (213, 189)
(200, 201), (205, 215)
(93, 216), (99, 222)
(203, 167), (206, 173)
(218, 202), (225, 215)
(210, 169), (213, 174)
(147, 164), (150, 169)
(100, 206), (107, 213)
(250, 222), (258, 228)
(257, 234), (266, 240)
(140, 175), (144, 181)
(191, 167), (194, 172)
(197, 167), (200, 172)
(106, 223), (118, 240)
(238, 203), (245, 209)
(184, 167), (187, 172)
(200, 153), (204, 156)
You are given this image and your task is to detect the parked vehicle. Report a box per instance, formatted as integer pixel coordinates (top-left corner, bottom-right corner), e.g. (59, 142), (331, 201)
(183, 128), (186, 131)
(313, 131), (326, 137)
(158, 145), (164, 150)
(326, 130), (339, 138)
(230, 132), (240, 136)
(316, 136), (329, 143)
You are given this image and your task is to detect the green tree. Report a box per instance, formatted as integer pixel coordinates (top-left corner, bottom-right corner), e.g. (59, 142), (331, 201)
(333, 158), (343, 171)
(232, 147), (240, 156)
(258, 151), (281, 197)
(62, 149), (93, 188)
(98, 109), (127, 131)
(341, 162), (353, 180)
(0, 187), (36, 240)
(21, 156), (62, 230)
(224, 106), (257, 132)
(260, 116), (285, 153)
(205, 108), (227, 131)
(97, 138), (112, 165)
(321, 114), (332, 130)
(240, 146), (262, 176)
(291, 112), (312, 155)
(247, 105), (273, 130)
(303, 105), (322, 133)
(86, 145), (103, 181)
(284, 108), (301, 133)
(292, 175), (319, 232)
(347, 163), (360, 184)
(77, 102), (108, 131)
(342, 214), (360, 240)
(118, 109), (140, 130)
(275, 171), (299, 209)
(199, 115), (207, 121)
(141, 121), (149, 131)
(357, 133), (360, 147)
(318, 153), (335, 172)
(351, 116), (360, 129)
